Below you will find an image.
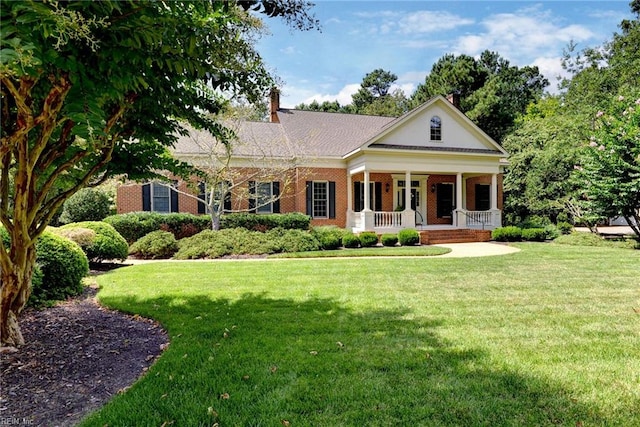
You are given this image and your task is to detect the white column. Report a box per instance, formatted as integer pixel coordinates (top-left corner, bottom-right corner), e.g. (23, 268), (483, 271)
(404, 171), (411, 211)
(491, 173), (498, 210)
(456, 173), (463, 210)
(363, 170), (371, 212)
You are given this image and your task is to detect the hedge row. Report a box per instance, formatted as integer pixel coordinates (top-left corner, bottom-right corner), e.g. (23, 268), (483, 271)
(492, 226), (550, 242)
(104, 212), (311, 244)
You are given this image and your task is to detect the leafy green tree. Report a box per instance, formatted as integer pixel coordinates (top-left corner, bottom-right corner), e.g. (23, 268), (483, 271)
(0, 0), (317, 347)
(573, 94), (640, 238)
(351, 69), (408, 116)
(411, 51), (548, 143)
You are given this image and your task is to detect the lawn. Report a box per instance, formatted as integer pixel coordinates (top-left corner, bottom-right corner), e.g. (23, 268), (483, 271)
(83, 243), (640, 426)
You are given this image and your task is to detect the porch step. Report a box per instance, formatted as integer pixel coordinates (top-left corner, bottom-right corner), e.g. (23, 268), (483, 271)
(420, 229), (491, 245)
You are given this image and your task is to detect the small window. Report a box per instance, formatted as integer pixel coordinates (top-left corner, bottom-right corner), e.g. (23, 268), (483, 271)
(430, 116), (442, 141)
(250, 181), (280, 214)
(143, 182), (178, 213)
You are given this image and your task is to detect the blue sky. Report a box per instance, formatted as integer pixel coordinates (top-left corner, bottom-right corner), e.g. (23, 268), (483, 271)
(255, 1), (635, 108)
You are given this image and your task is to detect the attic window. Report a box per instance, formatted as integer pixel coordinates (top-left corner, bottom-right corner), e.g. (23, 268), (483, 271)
(430, 116), (442, 141)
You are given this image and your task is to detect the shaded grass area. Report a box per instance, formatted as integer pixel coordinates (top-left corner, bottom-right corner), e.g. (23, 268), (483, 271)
(84, 243), (640, 426)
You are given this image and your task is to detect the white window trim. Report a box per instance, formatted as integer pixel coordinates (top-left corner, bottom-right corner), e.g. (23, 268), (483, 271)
(150, 182), (176, 213)
(311, 181), (329, 219)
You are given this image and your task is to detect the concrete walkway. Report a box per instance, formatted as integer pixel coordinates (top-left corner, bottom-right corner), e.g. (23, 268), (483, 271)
(435, 242), (521, 258)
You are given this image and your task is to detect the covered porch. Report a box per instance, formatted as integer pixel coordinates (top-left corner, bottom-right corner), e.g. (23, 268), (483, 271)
(346, 169), (503, 233)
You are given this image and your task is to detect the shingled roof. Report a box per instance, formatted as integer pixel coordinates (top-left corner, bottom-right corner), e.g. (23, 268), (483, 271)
(171, 109), (396, 159)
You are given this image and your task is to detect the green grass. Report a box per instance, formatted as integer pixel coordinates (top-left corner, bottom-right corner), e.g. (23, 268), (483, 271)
(268, 245), (451, 258)
(83, 243), (640, 426)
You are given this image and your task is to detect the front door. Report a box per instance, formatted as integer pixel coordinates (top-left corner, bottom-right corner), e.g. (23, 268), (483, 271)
(436, 183), (454, 223)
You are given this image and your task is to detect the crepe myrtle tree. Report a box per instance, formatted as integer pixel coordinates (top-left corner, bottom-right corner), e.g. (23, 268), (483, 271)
(573, 94), (640, 238)
(0, 0), (318, 347)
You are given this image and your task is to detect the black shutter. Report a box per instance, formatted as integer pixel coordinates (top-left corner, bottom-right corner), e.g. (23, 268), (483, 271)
(223, 182), (232, 212)
(170, 186), (179, 212)
(329, 181), (336, 219)
(142, 184), (151, 211)
(306, 181), (313, 216)
(248, 181), (256, 213)
(272, 182), (280, 213)
(197, 182), (206, 214)
(354, 182), (362, 212)
(375, 182), (382, 211)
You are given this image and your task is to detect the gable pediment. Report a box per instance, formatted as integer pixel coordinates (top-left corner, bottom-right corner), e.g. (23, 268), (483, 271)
(362, 96), (506, 156)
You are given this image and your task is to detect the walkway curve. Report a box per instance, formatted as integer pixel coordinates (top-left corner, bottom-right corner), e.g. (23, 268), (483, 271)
(435, 242), (521, 258)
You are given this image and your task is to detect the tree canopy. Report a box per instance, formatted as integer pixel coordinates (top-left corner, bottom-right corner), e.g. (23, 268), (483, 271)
(0, 0), (318, 347)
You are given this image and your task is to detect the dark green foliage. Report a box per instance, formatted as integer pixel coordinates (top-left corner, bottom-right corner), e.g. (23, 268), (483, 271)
(359, 231), (379, 247)
(554, 232), (639, 249)
(59, 221), (128, 262)
(175, 228), (281, 259)
(220, 212), (311, 231)
(381, 233), (399, 247)
(491, 226), (522, 242)
(557, 222), (573, 235)
(268, 228), (321, 253)
(33, 231), (89, 305)
(104, 212), (210, 244)
(129, 230), (178, 259)
(59, 188), (111, 224)
(521, 228), (547, 242)
(398, 229), (420, 246)
(311, 226), (346, 250)
(341, 232), (361, 248)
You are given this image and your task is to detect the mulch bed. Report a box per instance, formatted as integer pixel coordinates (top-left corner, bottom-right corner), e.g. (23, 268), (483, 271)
(0, 275), (168, 427)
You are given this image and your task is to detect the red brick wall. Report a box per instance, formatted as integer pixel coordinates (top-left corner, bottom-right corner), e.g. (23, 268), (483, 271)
(465, 174), (504, 211)
(426, 174), (456, 225)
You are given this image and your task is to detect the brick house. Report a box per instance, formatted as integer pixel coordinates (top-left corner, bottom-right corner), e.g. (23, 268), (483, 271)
(117, 91), (508, 241)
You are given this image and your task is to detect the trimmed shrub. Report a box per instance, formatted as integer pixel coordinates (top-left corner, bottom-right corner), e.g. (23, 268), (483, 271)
(220, 212), (311, 231)
(104, 212), (210, 243)
(543, 224), (560, 240)
(521, 228), (547, 242)
(175, 228), (281, 259)
(0, 227), (87, 306)
(59, 221), (128, 262)
(492, 226), (522, 242)
(398, 228), (420, 246)
(34, 231), (89, 305)
(381, 233), (398, 247)
(557, 221), (573, 235)
(269, 228), (321, 253)
(359, 231), (379, 247)
(53, 227), (97, 249)
(311, 226), (345, 250)
(59, 188), (111, 224)
(341, 232), (361, 248)
(129, 230), (178, 259)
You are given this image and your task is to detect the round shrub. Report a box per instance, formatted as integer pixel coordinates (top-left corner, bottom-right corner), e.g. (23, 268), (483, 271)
(381, 233), (398, 247)
(34, 231), (89, 304)
(521, 228), (547, 242)
(270, 229), (321, 253)
(59, 188), (111, 224)
(311, 226), (345, 250)
(52, 227), (97, 249)
(175, 230), (232, 259)
(398, 228), (420, 246)
(129, 230), (178, 259)
(341, 232), (361, 248)
(103, 212), (164, 244)
(59, 221), (128, 262)
(492, 226), (522, 242)
(557, 221), (573, 235)
(359, 231), (379, 247)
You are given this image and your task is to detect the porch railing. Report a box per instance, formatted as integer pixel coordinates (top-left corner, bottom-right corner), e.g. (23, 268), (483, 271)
(374, 211), (403, 228)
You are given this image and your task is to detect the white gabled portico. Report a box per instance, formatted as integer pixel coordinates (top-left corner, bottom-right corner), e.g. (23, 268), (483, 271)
(344, 95), (508, 233)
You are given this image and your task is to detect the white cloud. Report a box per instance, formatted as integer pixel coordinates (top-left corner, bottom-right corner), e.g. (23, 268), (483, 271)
(398, 11), (474, 34)
(454, 9), (595, 64)
(303, 83), (362, 106)
(531, 56), (570, 94)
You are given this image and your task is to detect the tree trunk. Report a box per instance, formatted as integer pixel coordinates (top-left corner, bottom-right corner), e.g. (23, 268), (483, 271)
(0, 245), (35, 347)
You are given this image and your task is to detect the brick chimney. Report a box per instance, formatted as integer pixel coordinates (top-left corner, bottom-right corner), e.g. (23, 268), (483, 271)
(446, 91), (461, 109)
(270, 87), (280, 123)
